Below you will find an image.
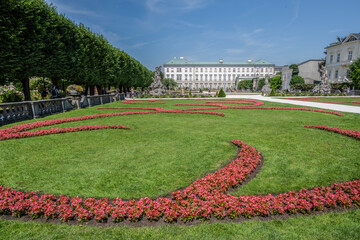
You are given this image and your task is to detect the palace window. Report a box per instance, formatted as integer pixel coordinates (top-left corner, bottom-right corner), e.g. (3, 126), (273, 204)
(185, 68), (187, 72)
(177, 68), (181, 72)
(348, 51), (353, 61)
(196, 74), (199, 80)
(200, 68), (203, 72)
(209, 68), (212, 72)
(335, 70), (338, 79)
(328, 70), (332, 79)
(185, 74), (188, 80)
(336, 53), (340, 62)
(330, 55), (333, 63)
(177, 75), (182, 80)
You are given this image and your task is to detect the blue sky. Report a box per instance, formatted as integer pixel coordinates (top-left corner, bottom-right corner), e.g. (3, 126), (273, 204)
(45, 0), (360, 70)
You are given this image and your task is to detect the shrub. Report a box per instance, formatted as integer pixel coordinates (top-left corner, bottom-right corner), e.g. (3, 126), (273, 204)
(269, 76), (282, 90)
(66, 85), (83, 93)
(290, 75), (305, 87)
(238, 80), (253, 90)
(0, 85), (23, 103)
(217, 88), (226, 97)
(269, 89), (276, 96)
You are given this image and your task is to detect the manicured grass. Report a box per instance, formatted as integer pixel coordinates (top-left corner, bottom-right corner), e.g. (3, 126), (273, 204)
(0, 210), (359, 239)
(0, 98), (359, 238)
(285, 97), (360, 105)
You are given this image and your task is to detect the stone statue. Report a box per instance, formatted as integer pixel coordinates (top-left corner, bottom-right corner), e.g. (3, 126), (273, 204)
(252, 78), (259, 91)
(318, 62), (329, 85)
(149, 66), (166, 96)
(261, 75), (272, 95)
(313, 62), (331, 94)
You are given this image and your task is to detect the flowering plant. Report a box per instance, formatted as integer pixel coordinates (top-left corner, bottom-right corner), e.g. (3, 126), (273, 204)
(66, 85), (83, 93)
(0, 85), (23, 103)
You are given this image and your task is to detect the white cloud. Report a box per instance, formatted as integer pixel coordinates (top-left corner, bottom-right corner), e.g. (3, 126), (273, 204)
(46, 1), (100, 18)
(145, 0), (210, 13)
(225, 48), (245, 54)
(131, 42), (150, 49)
(287, 0), (300, 27)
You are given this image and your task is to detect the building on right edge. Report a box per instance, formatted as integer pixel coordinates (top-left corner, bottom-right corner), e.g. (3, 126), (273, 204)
(325, 33), (360, 83)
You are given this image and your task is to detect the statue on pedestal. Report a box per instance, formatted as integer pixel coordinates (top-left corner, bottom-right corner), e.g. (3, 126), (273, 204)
(261, 75), (272, 95)
(313, 62), (331, 94)
(149, 66), (166, 96)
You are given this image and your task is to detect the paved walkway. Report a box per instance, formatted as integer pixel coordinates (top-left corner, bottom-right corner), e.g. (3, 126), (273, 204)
(226, 94), (360, 114)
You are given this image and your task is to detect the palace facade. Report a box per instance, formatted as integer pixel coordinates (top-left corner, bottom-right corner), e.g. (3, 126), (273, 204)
(325, 33), (360, 83)
(163, 57), (275, 90)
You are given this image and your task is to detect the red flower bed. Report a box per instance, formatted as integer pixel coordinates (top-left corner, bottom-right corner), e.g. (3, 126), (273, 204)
(0, 107), (226, 142)
(0, 125), (129, 141)
(0, 140), (359, 223)
(351, 101), (360, 104)
(0, 99), (356, 225)
(304, 125), (360, 140)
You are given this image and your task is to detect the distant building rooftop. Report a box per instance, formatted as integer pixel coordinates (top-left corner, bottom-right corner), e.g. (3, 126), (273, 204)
(164, 57), (274, 66)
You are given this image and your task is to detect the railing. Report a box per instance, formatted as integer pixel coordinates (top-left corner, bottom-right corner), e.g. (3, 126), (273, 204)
(0, 93), (125, 127)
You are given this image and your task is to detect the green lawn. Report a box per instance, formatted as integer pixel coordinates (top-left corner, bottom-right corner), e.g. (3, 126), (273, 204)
(0, 99), (359, 239)
(285, 97), (360, 104)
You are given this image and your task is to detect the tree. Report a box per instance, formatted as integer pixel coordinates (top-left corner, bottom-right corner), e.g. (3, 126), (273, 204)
(217, 88), (226, 97)
(269, 76), (282, 90)
(349, 57), (360, 89)
(237, 80), (252, 90)
(161, 78), (177, 90)
(289, 64), (299, 76)
(290, 75), (305, 87)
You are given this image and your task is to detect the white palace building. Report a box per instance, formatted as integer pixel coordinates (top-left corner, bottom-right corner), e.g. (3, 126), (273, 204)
(163, 57), (275, 90)
(325, 33), (360, 83)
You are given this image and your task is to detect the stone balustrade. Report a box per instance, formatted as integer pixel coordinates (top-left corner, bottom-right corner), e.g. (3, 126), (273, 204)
(0, 93), (125, 126)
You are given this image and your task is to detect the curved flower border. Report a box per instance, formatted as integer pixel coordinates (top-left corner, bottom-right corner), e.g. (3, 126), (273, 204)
(0, 99), (357, 225)
(0, 139), (359, 223)
(304, 125), (360, 140)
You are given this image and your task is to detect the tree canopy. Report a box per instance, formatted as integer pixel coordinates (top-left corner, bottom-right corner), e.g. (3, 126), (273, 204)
(269, 76), (282, 90)
(349, 57), (360, 89)
(0, 0), (153, 100)
(289, 64), (299, 76)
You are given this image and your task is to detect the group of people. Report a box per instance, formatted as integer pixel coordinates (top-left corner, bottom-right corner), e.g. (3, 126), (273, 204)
(41, 85), (61, 99)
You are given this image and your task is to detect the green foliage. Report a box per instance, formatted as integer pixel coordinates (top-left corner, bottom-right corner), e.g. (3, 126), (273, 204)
(217, 88), (226, 97)
(29, 77), (52, 92)
(269, 76), (282, 90)
(289, 64), (299, 76)
(161, 78), (178, 90)
(0, 0), (152, 100)
(0, 84), (23, 103)
(349, 57), (360, 89)
(238, 80), (253, 90)
(258, 78), (265, 89)
(290, 75), (305, 87)
(269, 89), (276, 96)
(199, 88), (203, 93)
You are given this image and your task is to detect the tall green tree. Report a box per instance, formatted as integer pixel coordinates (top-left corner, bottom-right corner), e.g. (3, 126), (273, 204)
(289, 64), (299, 76)
(349, 58), (360, 89)
(269, 76), (282, 90)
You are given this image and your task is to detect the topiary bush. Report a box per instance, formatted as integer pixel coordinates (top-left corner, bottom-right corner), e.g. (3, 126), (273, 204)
(217, 88), (226, 97)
